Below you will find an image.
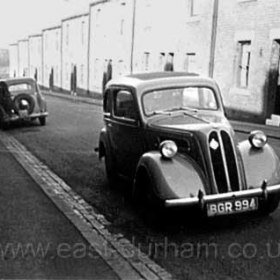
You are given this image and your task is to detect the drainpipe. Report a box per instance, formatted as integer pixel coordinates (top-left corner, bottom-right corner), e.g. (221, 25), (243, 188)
(130, 0), (136, 74)
(209, 0), (219, 78)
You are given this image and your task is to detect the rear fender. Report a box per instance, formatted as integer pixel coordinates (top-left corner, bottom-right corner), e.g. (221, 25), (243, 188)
(134, 152), (206, 200)
(238, 140), (280, 187)
(98, 127), (109, 159)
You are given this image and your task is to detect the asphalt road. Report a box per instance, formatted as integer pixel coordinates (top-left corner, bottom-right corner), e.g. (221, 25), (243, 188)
(6, 95), (280, 280)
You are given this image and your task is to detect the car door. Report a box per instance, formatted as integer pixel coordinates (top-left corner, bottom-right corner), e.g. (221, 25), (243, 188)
(109, 87), (146, 178)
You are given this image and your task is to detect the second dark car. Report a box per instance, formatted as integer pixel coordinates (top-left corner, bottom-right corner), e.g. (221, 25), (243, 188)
(0, 77), (48, 129)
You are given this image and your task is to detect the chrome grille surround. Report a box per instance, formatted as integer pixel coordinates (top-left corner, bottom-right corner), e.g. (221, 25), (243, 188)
(208, 130), (240, 193)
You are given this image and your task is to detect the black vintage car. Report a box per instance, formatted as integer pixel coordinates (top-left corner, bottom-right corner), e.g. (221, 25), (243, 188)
(0, 77), (48, 129)
(97, 72), (280, 218)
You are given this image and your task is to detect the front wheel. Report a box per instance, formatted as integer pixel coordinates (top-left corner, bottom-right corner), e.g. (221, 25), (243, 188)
(39, 116), (46, 126)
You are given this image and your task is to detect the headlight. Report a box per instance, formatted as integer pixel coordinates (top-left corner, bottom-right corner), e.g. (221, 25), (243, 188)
(159, 140), (178, 159)
(248, 130), (267, 149)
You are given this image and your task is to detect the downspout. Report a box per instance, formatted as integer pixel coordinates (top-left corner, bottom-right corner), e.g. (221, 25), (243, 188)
(87, 5), (92, 95)
(209, 0), (219, 78)
(130, 0), (136, 74)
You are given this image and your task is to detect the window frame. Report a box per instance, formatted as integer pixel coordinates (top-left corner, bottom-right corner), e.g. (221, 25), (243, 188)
(236, 40), (251, 88)
(112, 88), (139, 123)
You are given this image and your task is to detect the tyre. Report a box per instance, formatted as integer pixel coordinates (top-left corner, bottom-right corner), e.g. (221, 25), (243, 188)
(39, 116), (46, 126)
(13, 93), (35, 114)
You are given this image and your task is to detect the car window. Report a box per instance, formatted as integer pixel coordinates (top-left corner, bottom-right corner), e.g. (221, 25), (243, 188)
(9, 83), (33, 92)
(114, 90), (137, 120)
(143, 86), (218, 115)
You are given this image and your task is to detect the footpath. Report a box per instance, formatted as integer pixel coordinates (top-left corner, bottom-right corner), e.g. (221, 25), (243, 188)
(0, 130), (173, 280)
(0, 140), (118, 279)
(44, 90), (280, 140)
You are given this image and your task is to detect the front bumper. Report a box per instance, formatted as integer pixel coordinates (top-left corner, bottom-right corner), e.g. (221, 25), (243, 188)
(164, 183), (280, 208)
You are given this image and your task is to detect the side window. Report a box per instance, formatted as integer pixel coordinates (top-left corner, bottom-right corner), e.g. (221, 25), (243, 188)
(114, 90), (137, 120)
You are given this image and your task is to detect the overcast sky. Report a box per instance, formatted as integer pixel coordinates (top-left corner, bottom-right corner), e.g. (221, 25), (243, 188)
(0, 0), (93, 49)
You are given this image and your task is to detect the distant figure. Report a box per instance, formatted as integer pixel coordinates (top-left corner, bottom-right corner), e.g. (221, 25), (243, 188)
(107, 59), (113, 82)
(49, 68), (54, 91)
(34, 68), (38, 81)
(70, 65), (77, 96)
(102, 59), (113, 95)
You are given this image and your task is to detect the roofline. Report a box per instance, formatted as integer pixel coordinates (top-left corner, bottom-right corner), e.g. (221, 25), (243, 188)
(42, 25), (61, 32)
(18, 39), (28, 43)
(9, 43), (18, 47)
(62, 12), (89, 22)
(28, 34), (42, 39)
(90, 0), (108, 8)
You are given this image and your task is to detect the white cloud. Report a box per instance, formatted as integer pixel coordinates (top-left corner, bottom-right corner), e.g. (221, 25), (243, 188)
(0, 0), (93, 48)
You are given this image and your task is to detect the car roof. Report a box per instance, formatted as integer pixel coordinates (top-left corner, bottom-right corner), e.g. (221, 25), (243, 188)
(2, 77), (36, 85)
(127, 72), (199, 80)
(107, 71), (217, 93)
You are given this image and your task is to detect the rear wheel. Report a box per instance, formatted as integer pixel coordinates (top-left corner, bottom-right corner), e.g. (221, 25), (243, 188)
(39, 116), (46, 126)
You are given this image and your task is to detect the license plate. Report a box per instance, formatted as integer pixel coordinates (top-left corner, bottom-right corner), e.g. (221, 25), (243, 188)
(207, 197), (258, 217)
(19, 110), (28, 117)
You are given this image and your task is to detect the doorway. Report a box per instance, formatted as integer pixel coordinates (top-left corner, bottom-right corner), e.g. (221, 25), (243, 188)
(270, 40), (280, 115)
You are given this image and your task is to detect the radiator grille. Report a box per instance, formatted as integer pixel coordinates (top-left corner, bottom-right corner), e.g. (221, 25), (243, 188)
(209, 130), (239, 193)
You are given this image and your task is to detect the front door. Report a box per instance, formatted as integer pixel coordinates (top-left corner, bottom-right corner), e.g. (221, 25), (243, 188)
(109, 88), (145, 177)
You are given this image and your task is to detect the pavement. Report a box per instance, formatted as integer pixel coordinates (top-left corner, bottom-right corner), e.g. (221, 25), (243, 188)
(0, 131), (173, 280)
(43, 90), (280, 139)
(0, 140), (118, 279)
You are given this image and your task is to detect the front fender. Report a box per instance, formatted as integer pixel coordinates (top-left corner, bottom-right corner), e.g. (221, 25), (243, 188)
(238, 140), (280, 188)
(135, 152), (207, 200)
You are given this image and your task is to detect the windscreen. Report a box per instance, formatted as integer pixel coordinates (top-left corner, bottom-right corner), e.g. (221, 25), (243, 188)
(143, 87), (218, 116)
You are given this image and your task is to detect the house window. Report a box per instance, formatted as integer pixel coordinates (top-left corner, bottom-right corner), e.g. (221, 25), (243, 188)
(45, 34), (48, 50)
(184, 53), (197, 72)
(159, 53), (165, 70)
(237, 41), (251, 88)
(144, 52), (150, 71)
(81, 21), (85, 45)
(120, 19), (125, 35)
(189, 0), (201, 16)
(80, 64), (84, 84)
(66, 24), (69, 46)
(56, 31), (59, 51)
